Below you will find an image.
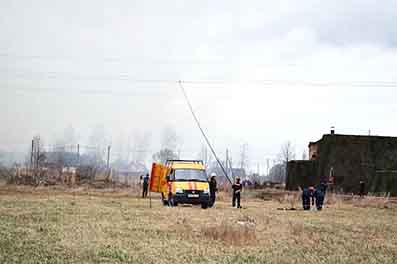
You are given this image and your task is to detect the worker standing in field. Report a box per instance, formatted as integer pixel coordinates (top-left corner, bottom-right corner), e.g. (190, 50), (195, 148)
(142, 173), (149, 198)
(232, 177), (242, 208)
(209, 173), (218, 207)
(314, 187), (325, 210)
(302, 187), (311, 210)
(309, 186), (316, 207)
(359, 180), (366, 197)
(319, 181), (328, 195)
(166, 175), (174, 206)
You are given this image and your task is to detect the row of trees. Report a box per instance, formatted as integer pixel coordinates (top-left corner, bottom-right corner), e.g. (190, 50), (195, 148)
(18, 124), (306, 184)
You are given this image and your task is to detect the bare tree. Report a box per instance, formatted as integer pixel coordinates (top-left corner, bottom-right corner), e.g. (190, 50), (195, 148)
(130, 130), (152, 164)
(302, 149), (308, 160)
(240, 143), (249, 172)
(276, 141), (296, 183)
(152, 148), (178, 163)
(88, 124), (110, 166)
(63, 125), (78, 146)
(268, 163), (285, 183)
(161, 126), (178, 152)
(151, 127), (181, 164)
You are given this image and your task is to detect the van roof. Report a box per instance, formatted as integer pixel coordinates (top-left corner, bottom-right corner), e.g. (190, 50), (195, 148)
(166, 160), (205, 170)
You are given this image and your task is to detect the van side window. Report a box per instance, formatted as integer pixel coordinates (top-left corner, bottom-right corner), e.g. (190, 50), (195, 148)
(169, 169), (175, 181)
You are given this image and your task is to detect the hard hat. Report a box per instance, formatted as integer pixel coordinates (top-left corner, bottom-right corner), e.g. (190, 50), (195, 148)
(210, 172), (217, 177)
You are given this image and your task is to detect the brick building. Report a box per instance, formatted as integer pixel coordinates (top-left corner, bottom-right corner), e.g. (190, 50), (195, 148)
(286, 132), (397, 196)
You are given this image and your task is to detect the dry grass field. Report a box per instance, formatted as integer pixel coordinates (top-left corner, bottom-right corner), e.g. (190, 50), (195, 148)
(0, 184), (396, 264)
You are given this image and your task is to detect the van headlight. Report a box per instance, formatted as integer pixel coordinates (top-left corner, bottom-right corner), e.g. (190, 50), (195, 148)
(203, 188), (209, 194)
(176, 188), (184, 194)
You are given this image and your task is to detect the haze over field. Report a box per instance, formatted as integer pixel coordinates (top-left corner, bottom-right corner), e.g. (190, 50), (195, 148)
(1, 0), (397, 169)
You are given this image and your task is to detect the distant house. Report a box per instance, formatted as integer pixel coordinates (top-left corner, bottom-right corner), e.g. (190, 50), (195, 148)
(287, 131), (397, 196)
(112, 161), (148, 186)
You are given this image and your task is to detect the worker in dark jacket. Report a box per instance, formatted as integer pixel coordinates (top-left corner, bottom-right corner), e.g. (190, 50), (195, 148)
(209, 173), (218, 207)
(319, 181), (328, 195)
(359, 180), (366, 197)
(232, 177), (242, 208)
(302, 188), (311, 210)
(142, 173), (149, 198)
(309, 186), (316, 206)
(315, 188), (325, 210)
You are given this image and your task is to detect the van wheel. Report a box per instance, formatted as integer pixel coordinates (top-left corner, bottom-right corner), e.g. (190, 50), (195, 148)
(201, 203), (208, 209)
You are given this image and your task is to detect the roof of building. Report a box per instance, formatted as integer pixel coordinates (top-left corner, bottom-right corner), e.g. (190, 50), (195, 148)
(309, 133), (397, 147)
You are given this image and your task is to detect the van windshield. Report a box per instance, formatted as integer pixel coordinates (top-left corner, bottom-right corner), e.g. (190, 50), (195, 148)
(174, 169), (208, 182)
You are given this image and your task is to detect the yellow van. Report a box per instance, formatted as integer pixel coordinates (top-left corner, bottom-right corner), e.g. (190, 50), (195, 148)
(152, 160), (210, 209)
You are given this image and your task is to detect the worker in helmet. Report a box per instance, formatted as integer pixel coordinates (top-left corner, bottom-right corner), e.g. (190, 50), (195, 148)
(232, 177), (242, 208)
(209, 172), (218, 208)
(142, 173), (149, 198)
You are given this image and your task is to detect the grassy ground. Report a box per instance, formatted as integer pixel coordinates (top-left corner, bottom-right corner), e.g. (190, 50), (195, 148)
(0, 185), (396, 264)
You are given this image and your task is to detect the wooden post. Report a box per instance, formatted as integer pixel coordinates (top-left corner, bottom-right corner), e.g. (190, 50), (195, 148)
(149, 191), (152, 209)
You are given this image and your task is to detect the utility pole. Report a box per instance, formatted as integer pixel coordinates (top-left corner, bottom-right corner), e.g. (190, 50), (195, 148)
(30, 139), (34, 170)
(107, 145), (111, 169)
(36, 137), (40, 170)
(228, 158), (234, 181)
(266, 158), (270, 176)
(240, 143), (248, 171)
(77, 144), (80, 166)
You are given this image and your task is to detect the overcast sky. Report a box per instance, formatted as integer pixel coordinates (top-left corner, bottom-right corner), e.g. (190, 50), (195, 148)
(1, 0), (397, 171)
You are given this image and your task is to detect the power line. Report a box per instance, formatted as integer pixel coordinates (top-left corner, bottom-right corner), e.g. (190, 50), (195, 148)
(3, 70), (397, 87)
(178, 80), (233, 185)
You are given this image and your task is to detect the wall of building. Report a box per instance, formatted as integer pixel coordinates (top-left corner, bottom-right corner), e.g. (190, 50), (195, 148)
(317, 134), (397, 194)
(286, 160), (318, 190)
(287, 134), (397, 195)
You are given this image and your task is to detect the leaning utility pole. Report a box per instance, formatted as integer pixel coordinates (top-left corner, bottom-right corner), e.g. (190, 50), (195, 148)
(178, 80), (233, 185)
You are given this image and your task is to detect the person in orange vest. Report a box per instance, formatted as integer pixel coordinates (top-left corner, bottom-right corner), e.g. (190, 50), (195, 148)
(232, 177), (242, 208)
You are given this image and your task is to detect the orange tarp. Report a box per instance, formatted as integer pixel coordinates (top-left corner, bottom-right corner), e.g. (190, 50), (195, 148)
(149, 163), (168, 193)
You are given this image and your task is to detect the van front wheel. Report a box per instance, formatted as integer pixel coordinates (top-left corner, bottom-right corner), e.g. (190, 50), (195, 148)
(201, 203), (208, 209)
